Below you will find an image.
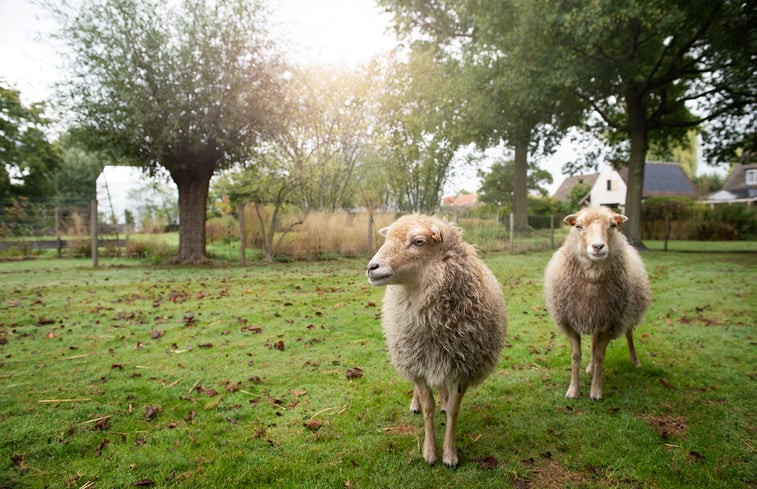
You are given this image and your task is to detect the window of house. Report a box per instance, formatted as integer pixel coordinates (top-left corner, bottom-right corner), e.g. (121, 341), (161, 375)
(606, 179), (617, 191)
(746, 169), (757, 185)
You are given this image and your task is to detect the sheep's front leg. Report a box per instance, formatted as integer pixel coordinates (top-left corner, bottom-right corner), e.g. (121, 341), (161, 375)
(414, 380), (437, 465)
(590, 333), (612, 400)
(442, 383), (466, 467)
(565, 329), (581, 399)
(625, 329), (641, 368)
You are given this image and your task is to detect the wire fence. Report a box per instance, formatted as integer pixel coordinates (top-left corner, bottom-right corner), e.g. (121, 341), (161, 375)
(2, 197), (753, 263)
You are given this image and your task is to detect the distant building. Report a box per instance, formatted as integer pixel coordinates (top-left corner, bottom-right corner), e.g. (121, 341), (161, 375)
(442, 193), (478, 209)
(588, 162), (697, 210)
(553, 163), (697, 211)
(703, 163), (757, 206)
(552, 173), (599, 203)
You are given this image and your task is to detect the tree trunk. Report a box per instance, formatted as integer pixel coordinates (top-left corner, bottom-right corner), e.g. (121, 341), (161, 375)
(624, 90), (648, 249)
(512, 143), (529, 232)
(171, 167), (213, 263)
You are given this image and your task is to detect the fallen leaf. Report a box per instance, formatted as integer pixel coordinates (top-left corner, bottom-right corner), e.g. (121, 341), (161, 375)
(37, 317), (55, 326)
(477, 455), (498, 469)
(144, 406), (159, 420)
(689, 450), (705, 461)
(95, 438), (109, 457)
(304, 419), (323, 431)
(132, 479), (155, 487)
(94, 417), (110, 431)
(204, 396), (221, 410)
(197, 343), (213, 348)
(151, 330), (164, 339)
(660, 378), (674, 389)
(513, 477), (530, 489)
(346, 367), (363, 380)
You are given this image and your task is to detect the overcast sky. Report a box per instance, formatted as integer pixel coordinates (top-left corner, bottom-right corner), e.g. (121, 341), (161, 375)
(0, 0), (625, 196)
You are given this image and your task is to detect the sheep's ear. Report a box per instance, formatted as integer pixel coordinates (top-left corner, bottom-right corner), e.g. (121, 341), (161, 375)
(379, 226), (389, 237)
(564, 214), (578, 226)
(614, 214), (629, 226)
(430, 224), (443, 243)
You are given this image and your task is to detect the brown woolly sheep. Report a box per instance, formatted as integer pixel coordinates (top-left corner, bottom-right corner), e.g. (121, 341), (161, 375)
(544, 206), (650, 400)
(366, 214), (507, 467)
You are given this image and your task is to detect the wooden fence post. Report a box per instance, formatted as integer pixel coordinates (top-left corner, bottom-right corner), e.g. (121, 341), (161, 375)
(55, 206), (62, 258)
(509, 212), (514, 253)
(91, 199), (98, 267)
(238, 204), (247, 266)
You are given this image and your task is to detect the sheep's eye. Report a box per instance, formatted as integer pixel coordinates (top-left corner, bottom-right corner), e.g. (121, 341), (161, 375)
(610, 222), (617, 229)
(575, 224), (583, 231)
(412, 238), (426, 247)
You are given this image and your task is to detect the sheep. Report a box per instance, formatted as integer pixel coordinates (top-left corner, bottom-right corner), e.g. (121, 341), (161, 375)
(544, 206), (650, 401)
(365, 214), (507, 467)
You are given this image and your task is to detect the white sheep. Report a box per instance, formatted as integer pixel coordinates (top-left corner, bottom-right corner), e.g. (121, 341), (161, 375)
(544, 206), (650, 400)
(366, 214), (507, 466)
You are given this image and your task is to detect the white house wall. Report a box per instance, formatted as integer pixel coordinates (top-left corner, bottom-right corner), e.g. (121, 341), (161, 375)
(590, 166), (627, 209)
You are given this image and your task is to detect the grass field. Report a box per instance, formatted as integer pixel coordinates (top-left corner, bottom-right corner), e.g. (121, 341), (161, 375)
(0, 249), (754, 488)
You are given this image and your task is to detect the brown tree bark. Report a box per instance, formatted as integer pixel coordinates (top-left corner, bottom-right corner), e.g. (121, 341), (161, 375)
(512, 143), (529, 232)
(171, 165), (214, 263)
(624, 89), (648, 249)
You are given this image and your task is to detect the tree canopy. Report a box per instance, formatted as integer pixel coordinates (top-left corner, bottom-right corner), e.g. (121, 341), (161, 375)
(0, 85), (61, 201)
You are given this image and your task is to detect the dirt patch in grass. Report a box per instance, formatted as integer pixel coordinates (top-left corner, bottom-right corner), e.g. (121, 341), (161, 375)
(516, 458), (592, 488)
(642, 414), (689, 440)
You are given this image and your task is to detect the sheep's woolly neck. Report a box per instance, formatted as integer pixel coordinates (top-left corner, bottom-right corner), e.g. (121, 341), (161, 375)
(382, 241), (507, 390)
(544, 229), (650, 338)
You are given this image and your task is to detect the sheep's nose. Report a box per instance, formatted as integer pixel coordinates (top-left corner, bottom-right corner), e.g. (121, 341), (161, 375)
(367, 262), (379, 272)
(592, 243), (605, 252)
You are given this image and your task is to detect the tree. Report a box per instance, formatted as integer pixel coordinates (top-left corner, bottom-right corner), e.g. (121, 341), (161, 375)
(0, 86), (61, 200)
(477, 158), (553, 209)
(379, 0), (585, 229)
(375, 48), (467, 213)
(55, 0), (282, 262)
(542, 0), (756, 246)
(217, 66), (375, 261)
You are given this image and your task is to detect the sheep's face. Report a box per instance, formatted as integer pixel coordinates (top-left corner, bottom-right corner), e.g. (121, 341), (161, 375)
(366, 214), (449, 287)
(564, 207), (627, 262)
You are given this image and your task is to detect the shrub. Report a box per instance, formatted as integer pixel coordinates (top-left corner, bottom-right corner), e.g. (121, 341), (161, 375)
(206, 216), (239, 244)
(704, 205), (756, 239)
(697, 221), (738, 240)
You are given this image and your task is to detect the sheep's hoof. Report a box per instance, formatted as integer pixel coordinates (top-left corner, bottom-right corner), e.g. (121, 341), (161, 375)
(565, 387), (580, 399)
(409, 400), (421, 414)
(423, 454), (437, 466)
(589, 390), (603, 401)
(442, 451), (459, 467)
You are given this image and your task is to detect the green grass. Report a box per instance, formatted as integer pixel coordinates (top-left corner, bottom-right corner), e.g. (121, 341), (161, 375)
(0, 250), (754, 488)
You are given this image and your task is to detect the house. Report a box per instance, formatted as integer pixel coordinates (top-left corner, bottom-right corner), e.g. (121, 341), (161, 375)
(703, 163), (757, 206)
(552, 173), (599, 203)
(588, 162), (697, 210)
(442, 193), (478, 208)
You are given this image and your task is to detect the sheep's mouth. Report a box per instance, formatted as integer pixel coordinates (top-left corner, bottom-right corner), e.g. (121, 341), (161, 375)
(367, 271), (393, 285)
(588, 250), (608, 260)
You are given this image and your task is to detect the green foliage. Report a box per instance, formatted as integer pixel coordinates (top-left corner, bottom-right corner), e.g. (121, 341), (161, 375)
(375, 47), (467, 212)
(477, 158), (553, 208)
(704, 205), (756, 239)
(0, 86), (61, 200)
(0, 252), (754, 487)
(642, 196), (696, 221)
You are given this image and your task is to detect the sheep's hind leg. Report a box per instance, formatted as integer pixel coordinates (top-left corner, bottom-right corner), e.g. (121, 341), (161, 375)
(439, 388), (448, 413)
(441, 383), (466, 467)
(625, 329), (641, 368)
(565, 329), (581, 399)
(409, 386), (421, 413)
(585, 335), (596, 374)
(590, 333), (612, 400)
(414, 381), (437, 465)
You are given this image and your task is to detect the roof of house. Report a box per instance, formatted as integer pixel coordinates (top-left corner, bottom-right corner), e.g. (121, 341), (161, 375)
(442, 193), (478, 207)
(617, 162), (698, 198)
(723, 163), (757, 191)
(553, 173), (599, 202)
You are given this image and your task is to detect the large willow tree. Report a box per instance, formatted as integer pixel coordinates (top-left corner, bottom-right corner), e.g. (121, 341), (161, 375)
(55, 0), (282, 262)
